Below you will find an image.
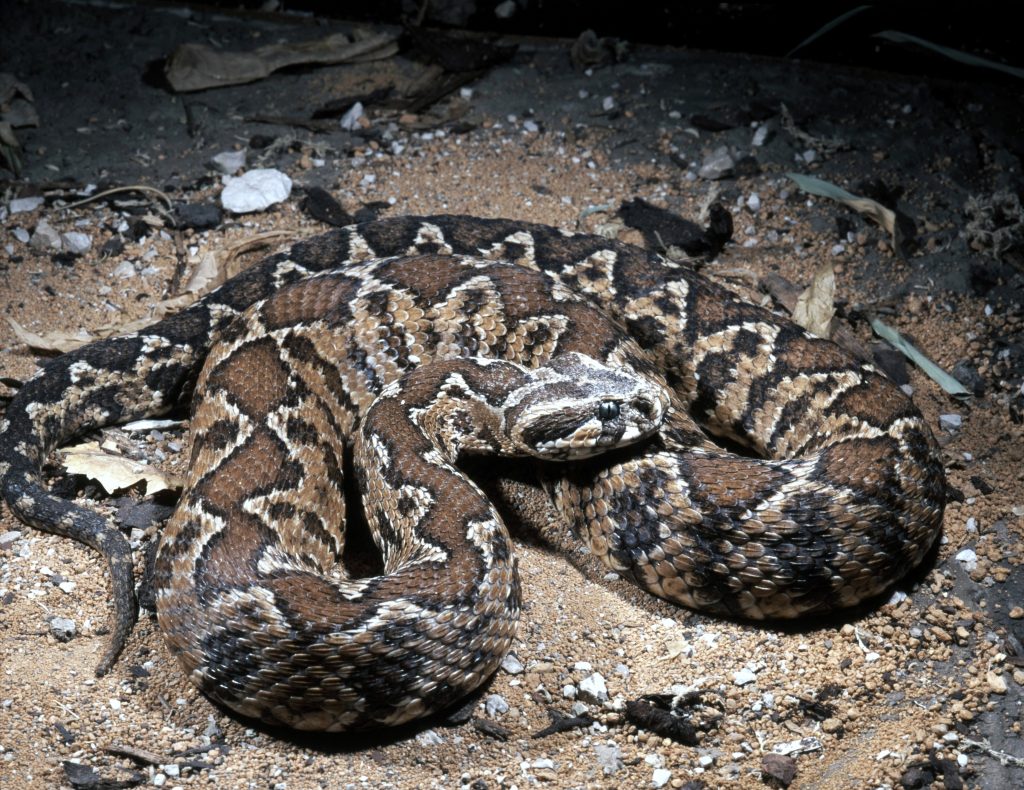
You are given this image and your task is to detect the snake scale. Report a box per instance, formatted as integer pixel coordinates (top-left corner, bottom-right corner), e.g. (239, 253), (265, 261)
(0, 215), (945, 731)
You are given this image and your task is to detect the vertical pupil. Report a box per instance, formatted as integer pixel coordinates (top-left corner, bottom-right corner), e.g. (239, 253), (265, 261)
(599, 401), (619, 420)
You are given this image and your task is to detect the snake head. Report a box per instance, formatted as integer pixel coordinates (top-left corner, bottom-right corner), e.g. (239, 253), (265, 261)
(507, 352), (670, 460)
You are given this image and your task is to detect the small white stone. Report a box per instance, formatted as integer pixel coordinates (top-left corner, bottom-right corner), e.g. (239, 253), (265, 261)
(955, 549), (977, 572)
(578, 672), (608, 702)
(30, 219), (62, 250)
(12, 227), (30, 243)
(485, 694), (509, 717)
(221, 168), (292, 214)
(939, 413), (962, 431)
(864, 652), (880, 663)
(652, 767), (672, 787)
(152, 773), (166, 787)
(10, 196), (46, 213)
(698, 754), (715, 768)
(109, 698), (121, 710)
(61, 231), (92, 254)
(733, 668), (757, 686)
(339, 102), (365, 131)
(210, 150), (246, 175)
(500, 653), (524, 674)
(602, 96), (615, 111)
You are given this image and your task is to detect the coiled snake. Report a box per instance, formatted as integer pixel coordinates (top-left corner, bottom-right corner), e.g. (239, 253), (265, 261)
(0, 215), (945, 731)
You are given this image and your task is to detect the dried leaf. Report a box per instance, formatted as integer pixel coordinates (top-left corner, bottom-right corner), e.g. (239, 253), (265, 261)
(61, 441), (180, 496)
(870, 318), (970, 398)
(787, 6), (872, 57)
(791, 262), (836, 338)
(786, 173), (902, 252)
(184, 250), (222, 294)
(5, 317), (97, 353)
(875, 31), (1024, 80)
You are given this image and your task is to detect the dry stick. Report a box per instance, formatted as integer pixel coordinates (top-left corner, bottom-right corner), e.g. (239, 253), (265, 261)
(62, 185), (174, 211)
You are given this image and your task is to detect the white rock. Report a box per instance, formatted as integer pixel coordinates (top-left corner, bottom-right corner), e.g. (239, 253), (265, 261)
(221, 168), (292, 214)
(112, 260), (137, 278)
(61, 231), (92, 254)
(652, 767), (672, 787)
(501, 653), (524, 674)
(485, 694), (509, 717)
(955, 548), (977, 571)
(10, 196), (45, 214)
(733, 668), (757, 686)
(12, 227), (30, 243)
(339, 102), (365, 131)
(30, 219), (62, 250)
(578, 672), (608, 702)
(210, 150), (246, 176)
(939, 413), (962, 431)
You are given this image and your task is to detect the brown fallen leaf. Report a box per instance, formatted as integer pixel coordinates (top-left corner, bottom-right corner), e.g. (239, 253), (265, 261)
(5, 317), (97, 353)
(791, 262), (836, 338)
(165, 30), (399, 92)
(61, 440), (180, 496)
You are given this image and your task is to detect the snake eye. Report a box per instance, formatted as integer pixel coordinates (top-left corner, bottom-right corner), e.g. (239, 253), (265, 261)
(598, 401), (620, 421)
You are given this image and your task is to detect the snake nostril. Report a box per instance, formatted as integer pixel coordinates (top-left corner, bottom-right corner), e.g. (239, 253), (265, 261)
(634, 397), (654, 420)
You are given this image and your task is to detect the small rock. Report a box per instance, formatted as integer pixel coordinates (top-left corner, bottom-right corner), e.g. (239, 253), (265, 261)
(494, 0), (517, 19)
(578, 672), (608, 702)
(698, 754), (715, 768)
(501, 653), (524, 674)
(210, 150), (246, 175)
(762, 753), (797, 786)
(951, 360), (985, 395)
(176, 202), (223, 230)
(699, 146), (734, 180)
(821, 717), (843, 733)
(61, 231), (91, 254)
(0, 530), (22, 550)
(651, 767), (672, 787)
(939, 414), (962, 432)
(987, 671), (1008, 694)
(732, 668), (757, 686)
(1009, 606), (1023, 619)
(573, 661), (593, 672)
(12, 227), (30, 243)
(593, 742), (623, 774)
(48, 617), (76, 642)
(955, 549), (977, 571)
(562, 684), (577, 699)
(10, 195), (45, 214)
(485, 694), (509, 717)
(416, 729), (444, 746)
(221, 168), (292, 214)
(30, 219), (62, 251)
(746, 193), (761, 212)
(339, 102), (365, 131)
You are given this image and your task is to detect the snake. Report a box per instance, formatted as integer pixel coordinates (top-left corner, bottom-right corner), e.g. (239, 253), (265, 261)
(0, 215), (946, 731)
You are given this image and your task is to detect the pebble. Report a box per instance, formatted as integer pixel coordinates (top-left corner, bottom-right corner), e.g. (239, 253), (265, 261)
(415, 729), (444, 746)
(12, 227), (30, 243)
(986, 671), (1008, 694)
(746, 193), (761, 212)
(955, 549), (978, 571)
(112, 260), (137, 278)
(30, 219), (62, 250)
(822, 717), (843, 733)
(0, 530), (22, 550)
(593, 742), (623, 774)
(48, 617), (76, 641)
(578, 672), (608, 702)
(732, 668), (757, 686)
(210, 150), (246, 175)
(152, 773), (166, 787)
(562, 684), (577, 699)
(652, 767), (672, 787)
(339, 102), (365, 131)
(500, 653), (524, 674)
(61, 231), (92, 254)
(484, 694), (509, 717)
(10, 195), (45, 213)
(221, 168), (292, 213)
(939, 414), (962, 431)
(699, 146), (734, 180)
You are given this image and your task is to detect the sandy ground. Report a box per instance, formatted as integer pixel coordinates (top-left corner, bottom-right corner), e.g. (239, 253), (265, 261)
(2, 3), (1024, 789)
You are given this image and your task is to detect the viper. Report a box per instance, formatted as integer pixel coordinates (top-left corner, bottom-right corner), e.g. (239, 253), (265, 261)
(0, 215), (946, 731)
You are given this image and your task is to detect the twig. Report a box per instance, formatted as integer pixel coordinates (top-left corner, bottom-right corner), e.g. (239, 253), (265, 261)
(62, 185), (173, 211)
(960, 738), (1024, 767)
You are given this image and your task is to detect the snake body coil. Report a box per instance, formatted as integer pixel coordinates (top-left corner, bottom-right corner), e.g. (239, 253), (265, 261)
(0, 216), (945, 731)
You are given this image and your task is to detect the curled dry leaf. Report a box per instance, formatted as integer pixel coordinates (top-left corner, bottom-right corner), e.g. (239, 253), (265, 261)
(5, 317), (98, 353)
(61, 440), (180, 496)
(184, 250), (222, 294)
(787, 173), (902, 253)
(791, 262), (836, 338)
